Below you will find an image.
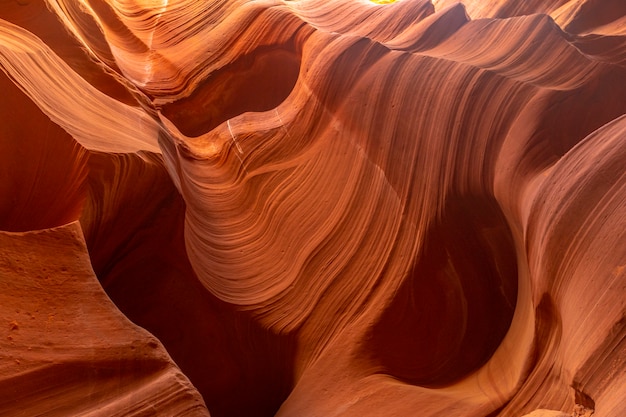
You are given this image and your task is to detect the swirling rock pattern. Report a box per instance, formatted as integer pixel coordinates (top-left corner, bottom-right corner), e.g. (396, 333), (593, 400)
(1, 0), (625, 416)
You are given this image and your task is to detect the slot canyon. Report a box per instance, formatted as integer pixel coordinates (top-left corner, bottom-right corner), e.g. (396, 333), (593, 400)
(1, 0), (625, 416)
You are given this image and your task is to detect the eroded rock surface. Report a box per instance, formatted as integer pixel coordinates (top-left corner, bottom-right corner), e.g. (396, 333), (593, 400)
(1, 0), (625, 416)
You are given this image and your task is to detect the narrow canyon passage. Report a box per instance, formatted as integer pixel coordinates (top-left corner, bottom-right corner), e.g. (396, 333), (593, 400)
(1, 1), (625, 416)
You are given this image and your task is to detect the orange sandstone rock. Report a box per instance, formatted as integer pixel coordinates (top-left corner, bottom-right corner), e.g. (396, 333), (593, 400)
(0, 0), (624, 416)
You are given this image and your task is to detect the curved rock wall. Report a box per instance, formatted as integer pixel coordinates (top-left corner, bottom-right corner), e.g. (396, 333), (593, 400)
(1, 0), (625, 416)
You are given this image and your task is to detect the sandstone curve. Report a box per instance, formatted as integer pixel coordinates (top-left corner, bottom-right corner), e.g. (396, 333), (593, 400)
(1, 0), (625, 416)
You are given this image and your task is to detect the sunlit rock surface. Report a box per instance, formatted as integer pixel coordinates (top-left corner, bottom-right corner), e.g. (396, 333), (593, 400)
(1, 0), (625, 416)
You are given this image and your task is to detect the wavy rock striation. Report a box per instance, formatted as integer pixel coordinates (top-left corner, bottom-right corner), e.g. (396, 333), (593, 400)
(1, 0), (625, 416)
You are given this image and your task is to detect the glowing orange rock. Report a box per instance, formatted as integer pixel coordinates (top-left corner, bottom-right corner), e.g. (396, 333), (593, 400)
(0, 0), (624, 416)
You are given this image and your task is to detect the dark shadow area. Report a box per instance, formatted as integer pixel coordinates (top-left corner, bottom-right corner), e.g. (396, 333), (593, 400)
(81, 153), (296, 417)
(561, 0), (626, 34)
(161, 43), (301, 137)
(524, 66), (626, 173)
(368, 195), (518, 386)
(0, 72), (88, 232)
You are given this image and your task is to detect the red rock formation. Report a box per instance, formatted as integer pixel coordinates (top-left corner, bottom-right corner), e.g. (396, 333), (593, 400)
(1, 0), (625, 416)
(0, 222), (207, 416)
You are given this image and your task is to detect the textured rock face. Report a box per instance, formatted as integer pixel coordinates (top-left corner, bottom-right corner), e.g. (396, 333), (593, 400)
(1, 1), (625, 416)
(0, 223), (208, 416)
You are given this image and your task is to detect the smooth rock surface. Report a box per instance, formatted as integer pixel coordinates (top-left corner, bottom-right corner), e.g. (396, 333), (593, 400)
(0, 0), (624, 416)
